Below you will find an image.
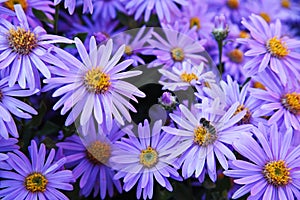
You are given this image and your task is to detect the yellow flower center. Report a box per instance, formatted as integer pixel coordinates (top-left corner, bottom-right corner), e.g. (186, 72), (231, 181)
(228, 49), (244, 63)
(194, 119), (217, 146)
(7, 27), (37, 55)
(259, 12), (271, 23)
(0, 90), (3, 101)
(25, 173), (48, 193)
(86, 141), (111, 165)
(189, 17), (201, 30)
(84, 68), (111, 94)
(239, 31), (250, 39)
(282, 92), (300, 115)
(4, 0), (27, 11)
(139, 146), (158, 168)
(227, 0), (239, 9)
(263, 160), (291, 186)
(253, 81), (266, 90)
(124, 45), (133, 55)
(267, 36), (289, 58)
(180, 72), (198, 83)
(281, 0), (290, 8)
(171, 47), (185, 62)
(233, 105), (251, 124)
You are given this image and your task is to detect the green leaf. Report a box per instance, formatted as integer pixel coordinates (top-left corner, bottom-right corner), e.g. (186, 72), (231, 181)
(32, 8), (54, 24)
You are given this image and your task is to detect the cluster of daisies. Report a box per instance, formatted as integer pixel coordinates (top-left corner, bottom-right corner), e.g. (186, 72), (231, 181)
(0, 0), (300, 199)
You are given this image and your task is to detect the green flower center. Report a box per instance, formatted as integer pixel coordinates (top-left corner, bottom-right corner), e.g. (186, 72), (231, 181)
(171, 47), (185, 62)
(139, 146), (158, 168)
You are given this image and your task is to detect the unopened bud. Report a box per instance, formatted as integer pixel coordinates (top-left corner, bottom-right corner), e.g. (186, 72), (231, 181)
(212, 14), (229, 41)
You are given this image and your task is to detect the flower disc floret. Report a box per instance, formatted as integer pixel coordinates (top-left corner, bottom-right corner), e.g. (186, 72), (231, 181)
(227, 0), (239, 9)
(8, 27), (37, 55)
(190, 17), (201, 29)
(282, 92), (300, 115)
(139, 146), (158, 168)
(239, 31), (250, 39)
(281, 0), (290, 8)
(84, 68), (111, 94)
(263, 160), (291, 186)
(25, 172), (48, 193)
(4, 0), (27, 11)
(171, 47), (185, 62)
(234, 105), (251, 124)
(86, 141), (111, 165)
(228, 49), (244, 63)
(260, 12), (271, 23)
(124, 45), (133, 55)
(267, 36), (289, 58)
(194, 123), (217, 147)
(180, 72), (198, 82)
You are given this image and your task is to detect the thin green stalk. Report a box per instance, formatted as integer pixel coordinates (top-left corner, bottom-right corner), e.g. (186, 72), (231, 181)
(217, 40), (223, 75)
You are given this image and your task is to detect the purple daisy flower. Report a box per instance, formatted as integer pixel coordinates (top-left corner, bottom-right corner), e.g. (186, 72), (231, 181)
(0, 5), (73, 90)
(0, 76), (38, 139)
(57, 119), (126, 199)
(162, 98), (252, 181)
(148, 25), (206, 69)
(277, 0), (300, 21)
(206, 0), (249, 23)
(54, 0), (93, 15)
(196, 75), (267, 125)
(250, 69), (300, 131)
(180, 2), (215, 39)
(44, 37), (145, 129)
(111, 119), (182, 200)
(70, 16), (121, 49)
(113, 26), (153, 67)
(122, 0), (188, 23)
(158, 60), (216, 91)
(1, 0), (54, 27)
(221, 43), (248, 84)
(92, 0), (126, 21)
(224, 123), (300, 199)
(239, 14), (300, 85)
(0, 140), (74, 199)
(246, 0), (281, 24)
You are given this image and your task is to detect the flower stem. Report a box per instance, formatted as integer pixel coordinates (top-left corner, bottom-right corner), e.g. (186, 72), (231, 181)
(217, 40), (223, 75)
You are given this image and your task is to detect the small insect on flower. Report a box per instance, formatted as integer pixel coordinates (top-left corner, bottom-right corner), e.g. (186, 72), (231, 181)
(200, 118), (217, 135)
